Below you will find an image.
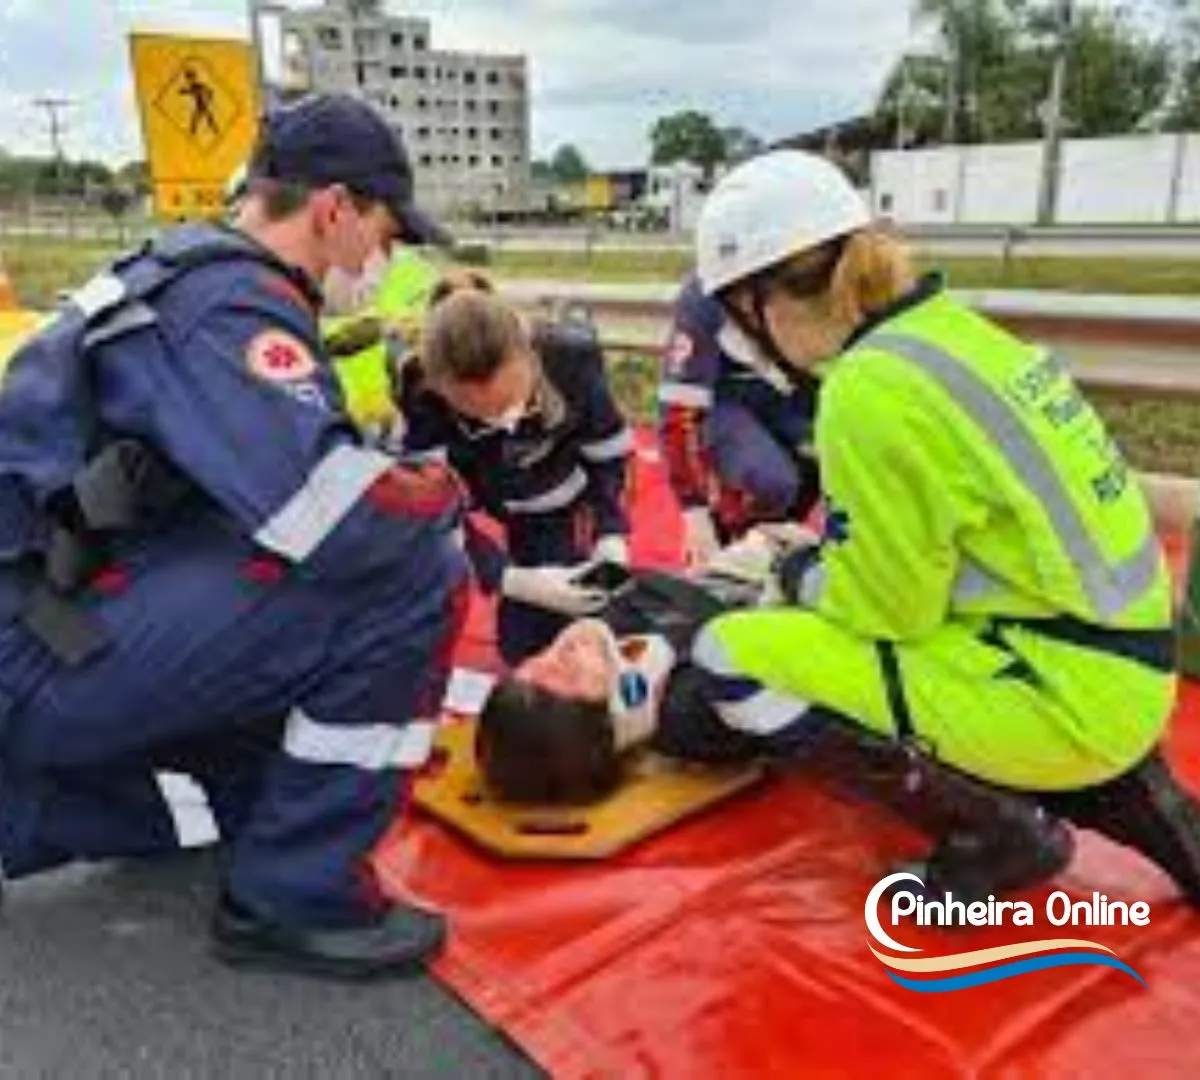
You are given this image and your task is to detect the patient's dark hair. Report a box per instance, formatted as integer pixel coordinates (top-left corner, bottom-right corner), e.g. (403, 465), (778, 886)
(476, 677), (621, 804)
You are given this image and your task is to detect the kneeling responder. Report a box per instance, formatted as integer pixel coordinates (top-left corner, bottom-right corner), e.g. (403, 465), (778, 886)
(398, 287), (634, 665)
(686, 148), (1200, 902)
(477, 150), (1200, 906)
(658, 272), (821, 566)
(0, 92), (469, 977)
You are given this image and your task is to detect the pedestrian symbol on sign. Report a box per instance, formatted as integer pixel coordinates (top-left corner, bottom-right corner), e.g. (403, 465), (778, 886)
(180, 65), (219, 138)
(153, 54), (242, 155)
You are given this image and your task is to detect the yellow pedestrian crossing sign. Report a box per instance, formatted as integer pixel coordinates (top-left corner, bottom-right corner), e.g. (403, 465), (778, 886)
(129, 33), (261, 221)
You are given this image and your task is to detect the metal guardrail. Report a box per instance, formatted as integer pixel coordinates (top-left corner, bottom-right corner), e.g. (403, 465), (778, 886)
(501, 282), (1200, 404)
(460, 222), (1200, 260)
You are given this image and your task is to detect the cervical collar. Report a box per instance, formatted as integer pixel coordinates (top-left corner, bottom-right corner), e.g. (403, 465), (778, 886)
(595, 623), (677, 752)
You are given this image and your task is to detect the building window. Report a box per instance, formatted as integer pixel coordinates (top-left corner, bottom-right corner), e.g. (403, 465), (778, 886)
(486, 101), (500, 116)
(316, 26), (342, 50)
(485, 71), (499, 86)
(465, 100), (477, 113)
(490, 127), (502, 140)
(452, 154), (461, 164)
(469, 155), (480, 167)
(491, 155), (504, 168)
(417, 97), (428, 110)
(509, 72), (524, 90)
(390, 96), (400, 109)
(467, 127), (478, 140)
(450, 126), (460, 137)
(445, 69), (457, 82)
(414, 34), (427, 50)
(931, 189), (948, 213)
(464, 70), (477, 86)
(414, 65), (426, 81)
(879, 192), (894, 213)
(390, 66), (407, 79)
(417, 126), (430, 138)
(391, 33), (405, 48)
(419, 154), (432, 167)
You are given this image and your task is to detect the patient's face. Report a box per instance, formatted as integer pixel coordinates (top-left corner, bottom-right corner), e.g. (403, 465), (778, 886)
(516, 620), (615, 702)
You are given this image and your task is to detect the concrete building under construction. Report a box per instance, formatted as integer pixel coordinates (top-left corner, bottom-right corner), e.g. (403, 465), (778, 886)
(279, 0), (530, 216)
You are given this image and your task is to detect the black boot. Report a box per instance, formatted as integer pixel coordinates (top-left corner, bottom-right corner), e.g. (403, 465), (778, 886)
(211, 894), (447, 980)
(1040, 749), (1200, 905)
(802, 721), (1073, 902)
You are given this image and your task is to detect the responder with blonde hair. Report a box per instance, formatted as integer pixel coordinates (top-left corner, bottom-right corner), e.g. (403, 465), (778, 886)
(669, 148), (1200, 901)
(474, 149), (1200, 907)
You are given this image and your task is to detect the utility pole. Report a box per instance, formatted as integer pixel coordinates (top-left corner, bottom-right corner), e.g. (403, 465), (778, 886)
(33, 96), (72, 194)
(1036, 0), (1073, 226)
(942, 25), (959, 145)
(896, 58), (912, 150)
(247, 0), (267, 103)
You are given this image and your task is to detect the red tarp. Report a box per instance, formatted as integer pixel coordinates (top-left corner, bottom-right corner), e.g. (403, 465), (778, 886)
(375, 431), (1200, 1079)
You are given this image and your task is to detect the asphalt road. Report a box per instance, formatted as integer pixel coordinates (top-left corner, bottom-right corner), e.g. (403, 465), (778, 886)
(0, 853), (540, 1079)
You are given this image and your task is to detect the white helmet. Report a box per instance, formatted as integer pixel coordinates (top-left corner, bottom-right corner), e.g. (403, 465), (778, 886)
(695, 150), (871, 295)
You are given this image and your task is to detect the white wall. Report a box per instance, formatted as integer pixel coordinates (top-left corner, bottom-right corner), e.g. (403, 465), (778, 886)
(958, 142), (1041, 223)
(871, 148), (961, 224)
(1056, 135), (1178, 223)
(1169, 134), (1200, 221)
(871, 132), (1200, 225)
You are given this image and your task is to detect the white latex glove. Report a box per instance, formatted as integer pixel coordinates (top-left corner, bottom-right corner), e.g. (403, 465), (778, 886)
(704, 530), (777, 585)
(501, 564), (607, 616)
(592, 534), (629, 566)
(682, 507), (721, 568)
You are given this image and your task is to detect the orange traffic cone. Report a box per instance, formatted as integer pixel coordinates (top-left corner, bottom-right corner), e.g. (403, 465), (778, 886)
(0, 257), (17, 311)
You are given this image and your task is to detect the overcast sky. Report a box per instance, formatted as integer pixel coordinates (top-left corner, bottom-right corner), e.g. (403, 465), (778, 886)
(0, 0), (916, 168)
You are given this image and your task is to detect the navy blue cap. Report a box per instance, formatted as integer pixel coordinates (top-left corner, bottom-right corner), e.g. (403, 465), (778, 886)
(247, 91), (449, 246)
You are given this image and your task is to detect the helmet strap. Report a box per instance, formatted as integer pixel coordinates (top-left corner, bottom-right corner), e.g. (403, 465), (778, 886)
(720, 279), (799, 387)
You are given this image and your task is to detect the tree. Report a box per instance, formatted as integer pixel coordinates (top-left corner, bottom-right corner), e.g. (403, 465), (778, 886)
(874, 0), (1174, 144)
(115, 159), (150, 195)
(912, 0), (1019, 143)
(1156, 0), (1200, 128)
(1060, 6), (1169, 138)
(530, 158), (555, 183)
(550, 143), (589, 183)
(649, 110), (727, 177)
(720, 125), (764, 164)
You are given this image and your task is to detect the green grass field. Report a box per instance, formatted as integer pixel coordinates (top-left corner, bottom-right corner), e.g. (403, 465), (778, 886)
(483, 248), (1200, 295)
(4, 233), (1197, 474)
(8, 231), (1200, 302)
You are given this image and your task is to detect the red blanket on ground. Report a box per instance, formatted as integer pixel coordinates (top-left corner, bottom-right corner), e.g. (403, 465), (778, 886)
(375, 432), (1200, 1079)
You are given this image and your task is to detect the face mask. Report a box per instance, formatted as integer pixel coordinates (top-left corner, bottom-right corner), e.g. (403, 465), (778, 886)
(600, 628), (677, 752)
(322, 246), (389, 316)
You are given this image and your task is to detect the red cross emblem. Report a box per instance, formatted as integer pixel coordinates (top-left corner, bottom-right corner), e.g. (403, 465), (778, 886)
(246, 330), (317, 384)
